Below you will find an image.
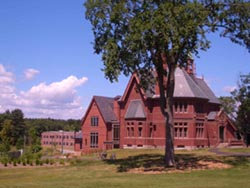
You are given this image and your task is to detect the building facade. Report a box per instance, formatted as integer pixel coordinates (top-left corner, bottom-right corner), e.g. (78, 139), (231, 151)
(80, 63), (240, 153)
(41, 131), (81, 152)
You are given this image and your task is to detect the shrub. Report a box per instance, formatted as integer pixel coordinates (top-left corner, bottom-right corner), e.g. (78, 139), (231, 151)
(39, 160), (43, 166)
(35, 159), (40, 166)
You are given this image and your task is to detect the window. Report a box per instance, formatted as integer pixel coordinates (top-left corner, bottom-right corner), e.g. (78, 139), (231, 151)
(195, 103), (203, 113)
(113, 124), (120, 141)
(184, 103), (188, 112)
(127, 127), (130, 137)
(174, 102), (188, 113)
(131, 127), (134, 137)
(91, 116), (99, 126)
(196, 123), (204, 138)
(174, 122), (188, 138)
(90, 132), (98, 148)
(179, 103), (183, 112)
(138, 127), (142, 137)
(149, 127), (153, 137)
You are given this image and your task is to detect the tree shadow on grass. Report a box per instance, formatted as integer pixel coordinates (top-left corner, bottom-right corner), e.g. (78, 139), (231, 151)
(104, 153), (228, 173)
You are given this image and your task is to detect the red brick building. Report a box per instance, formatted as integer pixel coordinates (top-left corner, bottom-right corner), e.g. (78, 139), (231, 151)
(80, 63), (240, 153)
(41, 131), (81, 152)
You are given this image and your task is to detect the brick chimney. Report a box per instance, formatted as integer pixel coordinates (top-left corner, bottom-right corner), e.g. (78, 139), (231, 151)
(186, 54), (196, 75)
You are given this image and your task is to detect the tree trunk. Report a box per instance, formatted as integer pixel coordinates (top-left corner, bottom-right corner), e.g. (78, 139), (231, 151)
(164, 63), (175, 167)
(164, 113), (175, 167)
(156, 54), (176, 167)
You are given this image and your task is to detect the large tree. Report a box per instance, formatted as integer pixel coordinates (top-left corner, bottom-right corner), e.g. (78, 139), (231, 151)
(85, 0), (250, 167)
(219, 96), (236, 120)
(232, 74), (250, 146)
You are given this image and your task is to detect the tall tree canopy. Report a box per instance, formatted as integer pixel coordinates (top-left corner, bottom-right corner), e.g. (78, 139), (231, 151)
(232, 74), (250, 146)
(219, 96), (236, 119)
(85, 0), (250, 167)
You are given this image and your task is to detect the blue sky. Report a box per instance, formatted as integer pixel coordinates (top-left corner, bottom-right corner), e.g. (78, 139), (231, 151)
(0, 1), (249, 119)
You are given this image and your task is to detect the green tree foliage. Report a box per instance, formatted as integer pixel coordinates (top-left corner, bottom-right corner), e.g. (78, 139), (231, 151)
(219, 96), (236, 119)
(232, 74), (250, 146)
(0, 120), (12, 152)
(0, 109), (81, 154)
(85, 0), (250, 166)
(10, 109), (26, 146)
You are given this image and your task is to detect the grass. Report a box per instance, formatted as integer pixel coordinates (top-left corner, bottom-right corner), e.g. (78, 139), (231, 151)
(220, 147), (250, 153)
(0, 149), (250, 188)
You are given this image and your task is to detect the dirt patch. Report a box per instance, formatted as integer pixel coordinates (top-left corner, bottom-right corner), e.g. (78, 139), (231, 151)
(128, 160), (232, 174)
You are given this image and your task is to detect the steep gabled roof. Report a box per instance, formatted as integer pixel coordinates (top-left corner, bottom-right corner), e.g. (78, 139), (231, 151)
(93, 96), (117, 123)
(194, 77), (220, 104)
(174, 68), (208, 99)
(174, 68), (220, 104)
(120, 73), (147, 102)
(207, 111), (218, 120)
(147, 67), (220, 104)
(125, 99), (146, 119)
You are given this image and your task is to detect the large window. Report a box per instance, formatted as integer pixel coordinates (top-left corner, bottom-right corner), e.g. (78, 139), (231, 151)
(113, 124), (120, 142)
(90, 132), (98, 148)
(91, 116), (99, 126)
(196, 123), (204, 138)
(174, 122), (188, 138)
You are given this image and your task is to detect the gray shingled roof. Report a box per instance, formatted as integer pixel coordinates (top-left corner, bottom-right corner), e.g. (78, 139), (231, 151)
(194, 77), (220, 104)
(174, 68), (220, 104)
(75, 131), (82, 139)
(146, 68), (220, 104)
(94, 96), (117, 123)
(125, 99), (146, 119)
(207, 111), (218, 120)
(174, 68), (208, 99)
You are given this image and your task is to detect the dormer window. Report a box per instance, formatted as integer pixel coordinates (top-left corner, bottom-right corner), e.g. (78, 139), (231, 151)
(91, 116), (99, 126)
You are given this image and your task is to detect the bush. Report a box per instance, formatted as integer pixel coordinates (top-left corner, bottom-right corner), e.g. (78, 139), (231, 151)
(8, 150), (21, 160)
(35, 159), (40, 166)
(39, 160), (43, 166)
(49, 159), (54, 165)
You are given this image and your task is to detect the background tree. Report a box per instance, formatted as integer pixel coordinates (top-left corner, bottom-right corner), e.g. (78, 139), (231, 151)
(85, 0), (250, 167)
(10, 109), (26, 147)
(232, 74), (250, 146)
(0, 119), (12, 152)
(219, 96), (236, 120)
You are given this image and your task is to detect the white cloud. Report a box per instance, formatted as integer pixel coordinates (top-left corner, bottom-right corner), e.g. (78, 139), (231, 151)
(0, 64), (88, 119)
(0, 64), (15, 84)
(24, 68), (40, 80)
(223, 86), (237, 93)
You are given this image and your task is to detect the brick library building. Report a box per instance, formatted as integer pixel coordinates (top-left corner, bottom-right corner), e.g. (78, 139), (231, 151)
(78, 60), (242, 153)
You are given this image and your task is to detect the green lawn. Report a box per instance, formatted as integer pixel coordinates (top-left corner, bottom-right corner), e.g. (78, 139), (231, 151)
(0, 149), (250, 188)
(220, 147), (250, 153)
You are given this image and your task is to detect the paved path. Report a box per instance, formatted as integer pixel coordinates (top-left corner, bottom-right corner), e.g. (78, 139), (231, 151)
(209, 148), (250, 157)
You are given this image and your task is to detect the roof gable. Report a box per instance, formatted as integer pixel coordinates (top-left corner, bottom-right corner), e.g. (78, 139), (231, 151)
(125, 99), (146, 119)
(120, 73), (146, 102)
(81, 96), (117, 126)
(94, 96), (117, 123)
